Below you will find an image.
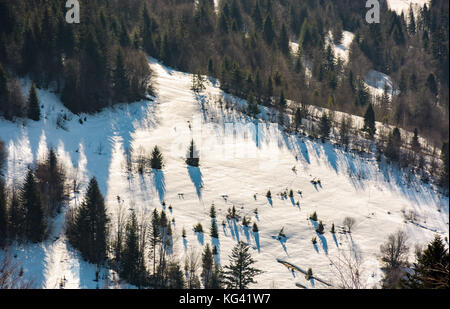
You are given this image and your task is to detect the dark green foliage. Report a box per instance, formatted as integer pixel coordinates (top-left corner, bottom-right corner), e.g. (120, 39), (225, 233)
(330, 223), (335, 234)
(210, 219), (219, 239)
(209, 204), (216, 219)
(403, 235), (449, 289)
(316, 221), (324, 234)
(252, 223), (258, 233)
(385, 128), (402, 162)
(246, 94), (260, 117)
(309, 211), (318, 221)
(440, 142), (449, 189)
(150, 146), (163, 170)
(263, 16), (275, 45)
(194, 223), (203, 233)
(66, 177), (109, 264)
(27, 82), (40, 121)
(0, 140), (6, 174)
(306, 268), (313, 280)
(120, 210), (146, 287)
(223, 241), (262, 289)
(411, 128), (421, 153)
(319, 113), (331, 140)
(167, 261), (185, 289)
(266, 190), (272, 199)
(201, 243), (222, 289)
(35, 148), (66, 216)
(0, 179), (7, 247)
(186, 140), (199, 167)
(363, 104), (376, 138)
(21, 168), (46, 242)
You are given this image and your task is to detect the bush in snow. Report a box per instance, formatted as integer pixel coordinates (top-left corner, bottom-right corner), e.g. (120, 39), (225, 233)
(316, 221), (325, 234)
(343, 217), (356, 233)
(193, 223), (203, 233)
(150, 146), (164, 170)
(309, 211), (318, 221)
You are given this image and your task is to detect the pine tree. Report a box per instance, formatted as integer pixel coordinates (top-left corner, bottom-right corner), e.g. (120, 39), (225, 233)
(27, 82), (40, 121)
(210, 204), (216, 219)
(252, 223), (259, 233)
(21, 168), (46, 242)
(319, 113), (331, 140)
(113, 49), (129, 103)
(121, 210), (145, 286)
(8, 190), (23, 239)
(411, 128), (421, 153)
(149, 209), (161, 276)
(201, 243), (215, 288)
(0, 179), (7, 247)
(316, 221), (324, 234)
(186, 140), (199, 167)
(167, 261), (185, 289)
(150, 146), (163, 170)
(246, 93), (260, 117)
(210, 219), (219, 239)
(263, 16), (275, 46)
(385, 128), (402, 162)
(223, 241), (263, 289)
(0, 64), (9, 116)
(440, 142), (449, 189)
(363, 103), (376, 138)
(279, 23), (289, 54)
(403, 235), (449, 289)
(66, 177), (109, 264)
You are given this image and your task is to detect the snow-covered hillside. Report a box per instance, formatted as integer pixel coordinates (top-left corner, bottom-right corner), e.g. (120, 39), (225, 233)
(387, 0), (429, 15)
(0, 58), (448, 289)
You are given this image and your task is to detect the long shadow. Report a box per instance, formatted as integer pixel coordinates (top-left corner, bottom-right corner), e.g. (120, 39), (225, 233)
(267, 197), (273, 207)
(211, 237), (221, 266)
(322, 142), (338, 173)
(232, 219), (240, 243)
(152, 169), (166, 203)
(196, 232), (204, 246)
(254, 232), (261, 253)
(243, 226), (250, 243)
(317, 234), (328, 255)
(187, 166), (203, 199)
(332, 233), (339, 248)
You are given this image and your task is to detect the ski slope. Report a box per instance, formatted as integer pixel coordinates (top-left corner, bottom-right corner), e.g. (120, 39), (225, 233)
(386, 0), (429, 15)
(0, 58), (448, 289)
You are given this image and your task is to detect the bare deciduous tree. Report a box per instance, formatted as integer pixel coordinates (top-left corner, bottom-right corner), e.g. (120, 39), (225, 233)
(379, 230), (409, 288)
(329, 246), (366, 289)
(343, 217), (356, 233)
(0, 253), (33, 289)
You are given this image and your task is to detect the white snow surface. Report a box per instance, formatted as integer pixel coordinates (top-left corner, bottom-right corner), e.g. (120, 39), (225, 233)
(386, 0), (429, 15)
(0, 58), (448, 289)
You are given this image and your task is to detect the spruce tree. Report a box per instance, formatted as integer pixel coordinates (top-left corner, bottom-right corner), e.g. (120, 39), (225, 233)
(150, 146), (163, 170)
(411, 128), (421, 153)
(403, 235), (449, 289)
(121, 210), (145, 286)
(186, 140), (199, 167)
(201, 243), (215, 288)
(8, 190), (23, 239)
(223, 241), (263, 289)
(363, 103), (376, 138)
(167, 261), (185, 289)
(440, 142), (449, 189)
(149, 208), (161, 276)
(319, 113), (331, 140)
(0, 179), (7, 247)
(21, 168), (46, 242)
(67, 177), (108, 264)
(210, 219), (219, 239)
(27, 82), (40, 121)
(263, 16), (275, 46)
(113, 49), (129, 103)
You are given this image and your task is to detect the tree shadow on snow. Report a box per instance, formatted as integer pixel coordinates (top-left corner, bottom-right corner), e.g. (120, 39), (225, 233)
(152, 169), (166, 203)
(187, 166), (203, 200)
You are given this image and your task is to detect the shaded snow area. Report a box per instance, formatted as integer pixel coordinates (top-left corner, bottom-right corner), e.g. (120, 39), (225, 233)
(365, 69), (398, 98)
(386, 0), (430, 15)
(325, 31), (355, 65)
(0, 58), (448, 289)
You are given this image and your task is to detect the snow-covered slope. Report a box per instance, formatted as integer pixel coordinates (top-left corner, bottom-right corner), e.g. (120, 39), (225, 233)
(387, 0), (429, 15)
(0, 58), (448, 289)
